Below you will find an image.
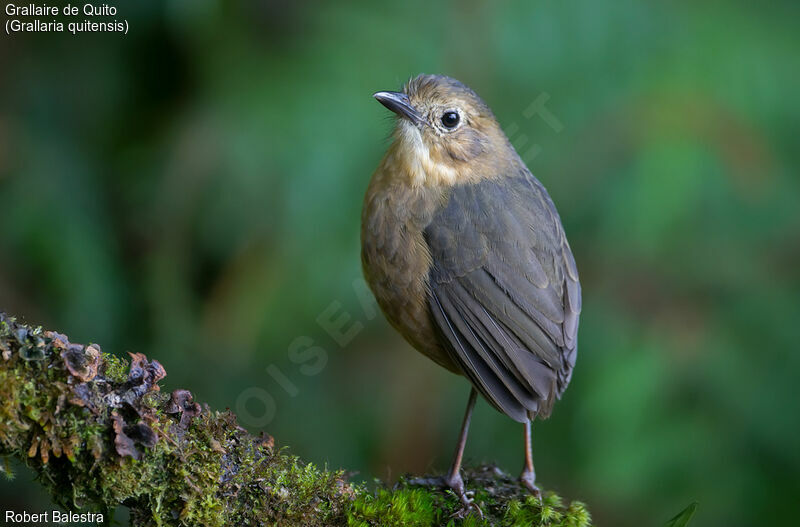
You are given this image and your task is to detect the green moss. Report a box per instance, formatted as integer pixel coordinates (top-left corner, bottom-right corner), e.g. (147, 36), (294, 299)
(102, 353), (129, 384)
(0, 313), (592, 526)
(349, 487), (437, 526)
(346, 470), (592, 527)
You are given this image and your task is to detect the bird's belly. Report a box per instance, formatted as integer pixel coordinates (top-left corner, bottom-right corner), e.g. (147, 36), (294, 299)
(361, 191), (459, 373)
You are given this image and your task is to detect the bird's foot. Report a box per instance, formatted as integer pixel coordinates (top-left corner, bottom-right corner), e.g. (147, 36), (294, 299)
(406, 472), (483, 518)
(445, 472), (483, 520)
(520, 468), (541, 499)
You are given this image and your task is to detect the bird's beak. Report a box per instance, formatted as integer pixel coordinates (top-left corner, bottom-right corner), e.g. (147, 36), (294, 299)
(373, 91), (424, 125)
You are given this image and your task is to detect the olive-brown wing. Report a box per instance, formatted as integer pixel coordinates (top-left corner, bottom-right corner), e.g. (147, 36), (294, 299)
(424, 172), (580, 422)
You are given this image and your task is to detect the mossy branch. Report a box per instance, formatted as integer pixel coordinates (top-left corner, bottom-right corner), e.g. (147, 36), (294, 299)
(0, 313), (591, 526)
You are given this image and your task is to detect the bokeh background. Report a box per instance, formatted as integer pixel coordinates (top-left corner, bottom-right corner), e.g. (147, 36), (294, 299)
(1, 1), (798, 525)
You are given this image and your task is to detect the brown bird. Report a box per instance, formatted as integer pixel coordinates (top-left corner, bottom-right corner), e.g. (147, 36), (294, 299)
(361, 74), (581, 516)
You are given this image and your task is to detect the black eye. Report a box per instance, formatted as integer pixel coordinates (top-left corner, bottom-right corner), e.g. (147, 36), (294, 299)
(441, 111), (460, 129)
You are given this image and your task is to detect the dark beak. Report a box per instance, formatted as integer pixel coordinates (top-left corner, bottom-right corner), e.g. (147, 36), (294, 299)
(373, 91), (424, 125)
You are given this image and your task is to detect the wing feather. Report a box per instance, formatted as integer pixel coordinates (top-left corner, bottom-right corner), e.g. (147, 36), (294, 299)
(425, 171), (580, 420)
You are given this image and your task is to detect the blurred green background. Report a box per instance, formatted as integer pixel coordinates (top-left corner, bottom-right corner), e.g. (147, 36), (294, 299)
(1, 1), (798, 525)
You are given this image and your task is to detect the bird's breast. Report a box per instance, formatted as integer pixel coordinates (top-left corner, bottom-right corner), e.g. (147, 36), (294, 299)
(361, 165), (459, 373)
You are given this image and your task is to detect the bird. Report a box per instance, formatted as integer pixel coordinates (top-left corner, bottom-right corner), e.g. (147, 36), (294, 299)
(361, 74), (581, 516)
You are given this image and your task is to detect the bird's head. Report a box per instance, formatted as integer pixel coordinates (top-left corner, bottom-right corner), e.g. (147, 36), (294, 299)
(373, 74), (517, 187)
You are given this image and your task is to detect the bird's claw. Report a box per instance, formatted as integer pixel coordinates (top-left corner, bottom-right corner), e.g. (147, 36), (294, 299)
(408, 472), (484, 518)
(453, 494), (484, 519)
(446, 474), (484, 519)
(451, 498), (483, 520)
(520, 469), (542, 500)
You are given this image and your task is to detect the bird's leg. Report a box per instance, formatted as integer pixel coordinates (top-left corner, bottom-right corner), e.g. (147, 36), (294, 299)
(445, 388), (482, 519)
(520, 420), (541, 498)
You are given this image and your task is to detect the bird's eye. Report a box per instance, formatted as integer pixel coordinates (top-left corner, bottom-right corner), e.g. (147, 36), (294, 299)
(441, 111), (460, 129)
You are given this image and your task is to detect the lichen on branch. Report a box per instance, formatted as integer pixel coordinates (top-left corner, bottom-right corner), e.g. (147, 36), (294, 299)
(0, 313), (591, 526)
